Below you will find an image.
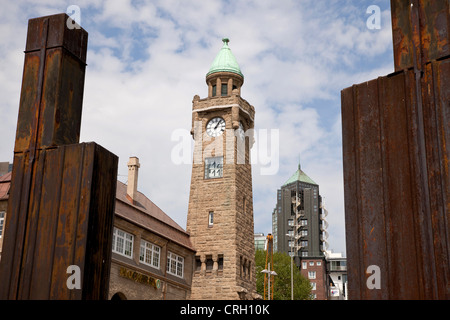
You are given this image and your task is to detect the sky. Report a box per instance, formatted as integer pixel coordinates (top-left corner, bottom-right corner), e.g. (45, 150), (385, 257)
(0, 0), (395, 255)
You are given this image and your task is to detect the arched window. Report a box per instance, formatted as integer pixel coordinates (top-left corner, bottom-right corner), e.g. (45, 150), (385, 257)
(111, 292), (127, 300)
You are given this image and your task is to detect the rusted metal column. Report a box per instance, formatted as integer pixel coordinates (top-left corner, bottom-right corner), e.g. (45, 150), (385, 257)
(0, 14), (118, 300)
(341, 0), (449, 300)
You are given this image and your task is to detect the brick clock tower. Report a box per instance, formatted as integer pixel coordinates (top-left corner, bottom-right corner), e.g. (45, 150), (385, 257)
(187, 38), (257, 300)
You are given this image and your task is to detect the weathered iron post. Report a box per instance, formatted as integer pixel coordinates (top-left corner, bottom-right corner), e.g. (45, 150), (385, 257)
(0, 13), (118, 299)
(341, 0), (449, 299)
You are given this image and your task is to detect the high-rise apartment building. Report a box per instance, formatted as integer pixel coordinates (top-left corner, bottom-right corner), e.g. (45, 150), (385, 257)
(272, 163), (328, 299)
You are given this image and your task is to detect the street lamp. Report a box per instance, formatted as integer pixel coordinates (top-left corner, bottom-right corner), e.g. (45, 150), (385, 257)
(261, 263), (277, 300)
(286, 233), (295, 300)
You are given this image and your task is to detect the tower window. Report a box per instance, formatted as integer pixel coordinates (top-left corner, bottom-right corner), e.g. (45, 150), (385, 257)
(212, 85), (217, 97)
(221, 84), (228, 96)
(208, 211), (214, 227)
(218, 255), (224, 271)
(195, 256), (202, 272)
(206, 256), (214, 271)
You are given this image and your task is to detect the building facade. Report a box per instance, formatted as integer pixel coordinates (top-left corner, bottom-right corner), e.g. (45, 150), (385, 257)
(254, 233), (266, 251)
(0, 163), (12, 261)
(186, 38), (257, 300)
(272, 163), (328, 299)
(300, 258), (327, 300)
(108, 157), (196, 300)
(326, 251), (347, 300)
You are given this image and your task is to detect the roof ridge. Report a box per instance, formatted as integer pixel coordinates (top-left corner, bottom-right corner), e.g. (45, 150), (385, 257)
(116, 180), (186, 233)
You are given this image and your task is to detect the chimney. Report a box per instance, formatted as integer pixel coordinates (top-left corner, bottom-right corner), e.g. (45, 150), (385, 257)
(127, 157), (140, 203)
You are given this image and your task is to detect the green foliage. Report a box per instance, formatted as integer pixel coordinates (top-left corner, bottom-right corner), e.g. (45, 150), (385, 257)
(255, 249), (312, 300)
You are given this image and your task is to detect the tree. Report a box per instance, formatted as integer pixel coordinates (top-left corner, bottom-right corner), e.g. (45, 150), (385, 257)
(255, 249), (312, 300)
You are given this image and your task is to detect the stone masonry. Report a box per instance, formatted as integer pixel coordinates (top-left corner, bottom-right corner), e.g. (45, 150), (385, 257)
(187, 65), (257, 299)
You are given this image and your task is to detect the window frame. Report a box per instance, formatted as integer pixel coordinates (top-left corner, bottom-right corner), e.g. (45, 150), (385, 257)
(0, 211), (5, 238)
(112, 227), (134, 258)
(139, 239), (161, 269)
(167, 251), (184, 278)
(221, 83), (228, 96)
(208, 211), (214, 227)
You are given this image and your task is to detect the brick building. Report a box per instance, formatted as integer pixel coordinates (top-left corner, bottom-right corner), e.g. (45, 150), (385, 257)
(109, 157), (195, 299)
(0, 158), (195, 300)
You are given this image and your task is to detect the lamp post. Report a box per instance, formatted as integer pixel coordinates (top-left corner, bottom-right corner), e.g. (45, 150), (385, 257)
(261, 263), (277, 300)
(286, 233), (294, 300)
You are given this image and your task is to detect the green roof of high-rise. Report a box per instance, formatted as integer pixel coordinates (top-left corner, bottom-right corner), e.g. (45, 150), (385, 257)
(283, 163), (318, 187)
(207, 38), (243, 78)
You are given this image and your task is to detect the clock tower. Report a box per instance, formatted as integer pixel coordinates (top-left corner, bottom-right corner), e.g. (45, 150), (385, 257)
(187, 38), (256, 300)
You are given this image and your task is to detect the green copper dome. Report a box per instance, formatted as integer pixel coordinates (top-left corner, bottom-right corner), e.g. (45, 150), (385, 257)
(207, 38), (243, 78)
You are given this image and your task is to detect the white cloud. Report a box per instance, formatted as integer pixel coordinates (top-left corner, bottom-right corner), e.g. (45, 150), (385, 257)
(0, 0), (395, 256)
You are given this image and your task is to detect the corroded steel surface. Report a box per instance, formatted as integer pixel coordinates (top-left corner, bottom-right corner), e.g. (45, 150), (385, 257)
(0, 143), (118, 299)
(342, 0), (449, 300)
(14, 14), (88, 153)
(0, 14), (118, 300)
(391, 0), (449, 71)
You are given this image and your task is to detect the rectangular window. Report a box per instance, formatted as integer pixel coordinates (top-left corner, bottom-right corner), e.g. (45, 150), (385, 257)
(288, 219), (294, 226)
(302, 262), (307, 269)
(206, 256), (214, 271)
(208, 211), (214, 227)
(195, 256), (202, 272)
(308, 271), (316, 279)
(139, 239), (161, 269)
(167, 251), (184, 278)
(0, 211), (5, 237)
(112, 228), (134, 258)
(212, 85), (217, 97)
(221, 83), (228, 96)
(311, 282), (317, 291)
(218, 255), (224, 271)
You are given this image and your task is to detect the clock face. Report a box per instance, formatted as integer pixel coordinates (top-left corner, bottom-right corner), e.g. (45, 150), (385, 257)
(205, 156), (224, 179)
(206, 117), (226, 137)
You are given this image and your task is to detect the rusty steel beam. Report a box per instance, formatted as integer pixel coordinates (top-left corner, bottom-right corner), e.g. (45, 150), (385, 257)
(0, 14), (118, 300)
(14, 13), (87, 153)
(0, 143), (118, 299)
(342, 0), (449, 300)
(391, 0), (450, 72)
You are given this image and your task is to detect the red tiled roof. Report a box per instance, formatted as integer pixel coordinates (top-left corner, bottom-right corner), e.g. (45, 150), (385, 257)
(0, 172), (11, 200)
(115, 181), (195, 252)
